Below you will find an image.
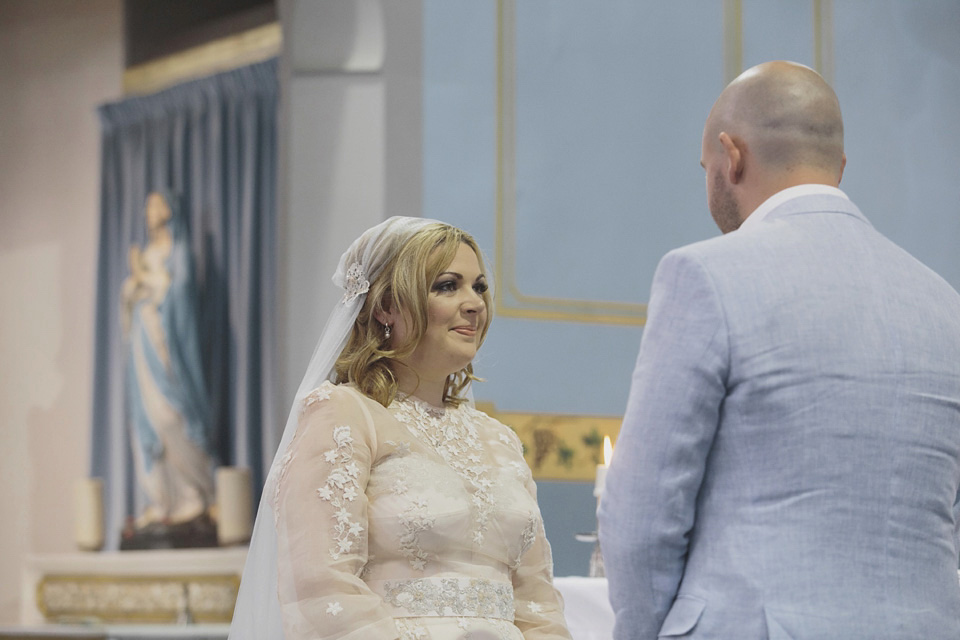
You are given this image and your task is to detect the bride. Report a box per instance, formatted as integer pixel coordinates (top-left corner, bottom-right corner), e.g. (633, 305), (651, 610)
(230, 216), (572, 640)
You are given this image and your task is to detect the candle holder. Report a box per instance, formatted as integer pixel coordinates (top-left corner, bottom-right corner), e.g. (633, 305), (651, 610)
(574, 531), (605, 577)
(580, 435), (612, 577)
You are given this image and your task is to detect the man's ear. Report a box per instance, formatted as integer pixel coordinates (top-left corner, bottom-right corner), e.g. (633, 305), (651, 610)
(718, 132), (744, 184)
(838, 152), (847, 185)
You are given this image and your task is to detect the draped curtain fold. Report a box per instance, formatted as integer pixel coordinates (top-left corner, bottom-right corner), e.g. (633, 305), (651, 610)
(91, 59), (279, 549)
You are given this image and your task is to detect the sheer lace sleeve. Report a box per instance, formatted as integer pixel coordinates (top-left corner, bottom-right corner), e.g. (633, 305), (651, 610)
(505, 430), (573, 640)
(275, 383), (399, 640)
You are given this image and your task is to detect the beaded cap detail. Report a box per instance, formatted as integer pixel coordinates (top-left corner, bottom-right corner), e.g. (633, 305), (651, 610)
(342, 262), (370, 303)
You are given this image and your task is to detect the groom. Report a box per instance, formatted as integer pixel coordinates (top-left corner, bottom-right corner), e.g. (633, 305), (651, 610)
(598, 60), (960, 639)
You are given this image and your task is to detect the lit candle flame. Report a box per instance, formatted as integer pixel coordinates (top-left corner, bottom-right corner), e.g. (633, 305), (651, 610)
(603, 435), (613, 466)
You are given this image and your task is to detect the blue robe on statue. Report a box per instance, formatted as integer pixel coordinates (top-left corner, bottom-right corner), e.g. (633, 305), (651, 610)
(122, 190), (215, 527)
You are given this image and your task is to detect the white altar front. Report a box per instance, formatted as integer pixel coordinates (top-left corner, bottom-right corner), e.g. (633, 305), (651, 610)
(0, 624), (230, 639)
(554, 576), (614, 640)
(18, 549), (246, 626)
(13, 549), (613, 639)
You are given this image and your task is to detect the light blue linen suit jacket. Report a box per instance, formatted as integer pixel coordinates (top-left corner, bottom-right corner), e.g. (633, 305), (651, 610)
(598, 193), (960, 639)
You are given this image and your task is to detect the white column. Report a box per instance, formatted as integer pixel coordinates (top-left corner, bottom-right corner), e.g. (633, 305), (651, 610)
(276, 0), (423, 433)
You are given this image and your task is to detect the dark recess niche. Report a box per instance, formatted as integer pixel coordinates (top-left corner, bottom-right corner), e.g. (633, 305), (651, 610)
(124, 0), (277, 68)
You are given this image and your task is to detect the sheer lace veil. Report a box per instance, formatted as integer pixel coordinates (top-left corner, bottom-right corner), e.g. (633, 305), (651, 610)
(228, 216), (442, 639)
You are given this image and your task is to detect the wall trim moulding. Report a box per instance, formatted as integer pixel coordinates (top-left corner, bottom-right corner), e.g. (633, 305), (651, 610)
(813, 0), (835, 85)
(493, 0), (833, 326)
(477, 402), (621, 482)
(724, 0), (834, 84)
(495, 0), (647, 326)
(724, 0), (743, 84)
(122, 22), (282, 96)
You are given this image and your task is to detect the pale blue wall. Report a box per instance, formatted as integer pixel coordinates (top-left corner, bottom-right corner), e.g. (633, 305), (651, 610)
(834, 1), (960, 287)
(423, 0), (960, 576)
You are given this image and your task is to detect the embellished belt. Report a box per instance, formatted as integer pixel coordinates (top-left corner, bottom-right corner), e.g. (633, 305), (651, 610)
(369, 577), (515, 621)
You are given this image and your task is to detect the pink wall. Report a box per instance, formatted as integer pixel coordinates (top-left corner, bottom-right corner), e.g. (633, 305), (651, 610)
(0, 0), (123, 623)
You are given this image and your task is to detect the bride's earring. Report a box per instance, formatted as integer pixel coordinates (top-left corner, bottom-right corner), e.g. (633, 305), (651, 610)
(384, 324), (392, 339)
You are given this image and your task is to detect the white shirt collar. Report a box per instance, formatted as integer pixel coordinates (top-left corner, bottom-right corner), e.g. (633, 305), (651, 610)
(738, 184), (849, 231)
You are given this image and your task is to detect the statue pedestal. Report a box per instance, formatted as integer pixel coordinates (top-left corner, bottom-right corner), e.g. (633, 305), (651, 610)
(20, 548), (247, 626)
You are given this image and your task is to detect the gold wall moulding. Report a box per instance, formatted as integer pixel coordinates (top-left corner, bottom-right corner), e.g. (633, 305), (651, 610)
(495, 0), (647, 327)
(724, 0), (834, 84)
(478, 401), (621, 482)
(36, 574), (240, 624)
(813, 0), (835, 85)
(724, 0), (743, 84)
(123, 22), (282, 96)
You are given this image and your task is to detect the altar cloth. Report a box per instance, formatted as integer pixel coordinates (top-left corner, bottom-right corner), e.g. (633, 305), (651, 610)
(554, 576), (614, 640)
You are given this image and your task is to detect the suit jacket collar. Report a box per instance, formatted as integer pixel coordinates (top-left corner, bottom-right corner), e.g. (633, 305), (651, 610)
(761, 192), (871, 228)
(741, 185), (848, 230)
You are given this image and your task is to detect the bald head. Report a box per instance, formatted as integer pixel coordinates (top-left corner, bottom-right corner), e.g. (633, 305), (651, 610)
(706, 61), (845, 177)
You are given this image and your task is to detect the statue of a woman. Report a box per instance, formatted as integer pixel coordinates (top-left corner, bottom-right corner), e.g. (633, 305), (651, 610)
(120, 191), (216, 547)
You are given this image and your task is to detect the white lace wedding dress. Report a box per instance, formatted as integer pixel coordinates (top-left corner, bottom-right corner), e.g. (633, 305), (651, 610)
(274, 382), (572, 640)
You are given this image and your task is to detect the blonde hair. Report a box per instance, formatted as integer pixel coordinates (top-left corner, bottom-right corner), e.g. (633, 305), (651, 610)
(334, 224), (492, 407)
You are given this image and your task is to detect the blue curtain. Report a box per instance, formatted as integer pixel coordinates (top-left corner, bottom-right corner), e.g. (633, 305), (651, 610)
(91, 59), (278, 549)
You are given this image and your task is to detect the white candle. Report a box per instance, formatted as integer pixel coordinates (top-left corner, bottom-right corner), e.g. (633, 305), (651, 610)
(216, 466), (253, 546)
(74, 478), (104, 551)
(594, 436), (614, 498)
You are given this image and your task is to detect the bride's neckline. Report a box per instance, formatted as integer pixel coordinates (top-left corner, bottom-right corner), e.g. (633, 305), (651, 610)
(394, 392), (452, 417)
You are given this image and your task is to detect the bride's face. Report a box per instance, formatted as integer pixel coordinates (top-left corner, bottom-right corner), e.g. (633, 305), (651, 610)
(392, 243), (489, 380)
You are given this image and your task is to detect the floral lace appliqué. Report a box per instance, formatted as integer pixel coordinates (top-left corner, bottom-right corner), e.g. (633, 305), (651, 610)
(326, 601), (343, 616)
(511, 513), (539, 570)
(273, 382), (337, 525)
(390, 398), (496, 547)
(386, 440), (412, 456)
(271, 448), (295, 527)
(394, 620), (428, 640)
(498, 431), (523, 457)
(342, 261), (370, 303)
(302, 382), (334, 412)
(398, 496), (436, 571)
(317, 425), (364, 560)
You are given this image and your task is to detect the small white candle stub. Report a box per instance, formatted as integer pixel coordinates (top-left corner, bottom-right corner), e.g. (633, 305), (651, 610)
(216, 466), (253, 545)
(74, 477), (104, 551)
(594, 435), (614, 498)
(594, 465), (608, 498)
